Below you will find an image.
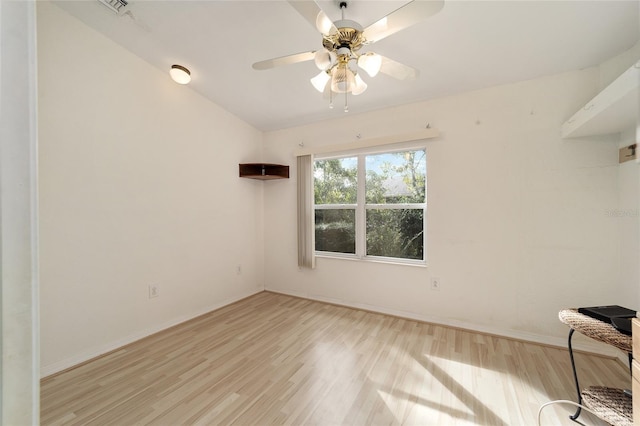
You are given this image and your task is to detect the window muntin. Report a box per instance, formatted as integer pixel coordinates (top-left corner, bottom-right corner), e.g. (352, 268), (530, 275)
(313, 148), (426, 263)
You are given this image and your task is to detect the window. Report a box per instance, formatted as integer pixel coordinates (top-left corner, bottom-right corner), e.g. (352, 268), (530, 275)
(314, 147), (426, 263)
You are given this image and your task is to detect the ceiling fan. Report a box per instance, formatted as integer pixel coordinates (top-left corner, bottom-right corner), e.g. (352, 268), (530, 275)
(252, 0), (444, 111)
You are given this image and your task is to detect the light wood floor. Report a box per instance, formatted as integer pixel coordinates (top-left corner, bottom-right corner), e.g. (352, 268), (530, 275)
(41, 291), (630, 425)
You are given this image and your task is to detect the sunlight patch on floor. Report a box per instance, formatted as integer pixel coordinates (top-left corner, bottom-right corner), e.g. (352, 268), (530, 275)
(377, 388), (478, 426)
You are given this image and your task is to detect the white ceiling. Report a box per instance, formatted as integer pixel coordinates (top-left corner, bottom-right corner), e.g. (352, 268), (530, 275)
(53, 0), (639, 131)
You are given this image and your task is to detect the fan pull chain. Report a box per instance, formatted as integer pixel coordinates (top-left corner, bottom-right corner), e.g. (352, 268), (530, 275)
(329, 90), (334, 109)
(344, 91), (348, 113)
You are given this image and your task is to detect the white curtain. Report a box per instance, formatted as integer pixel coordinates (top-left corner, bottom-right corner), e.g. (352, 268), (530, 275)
(297, 155), (315, 269)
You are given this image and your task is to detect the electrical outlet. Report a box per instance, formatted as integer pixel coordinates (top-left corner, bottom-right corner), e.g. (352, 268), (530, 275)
(149, 284), (159, 299)
(431, 277), (441, 291)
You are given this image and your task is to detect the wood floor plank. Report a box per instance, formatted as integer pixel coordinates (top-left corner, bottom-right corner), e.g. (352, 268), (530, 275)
(41, 292), (629, 425)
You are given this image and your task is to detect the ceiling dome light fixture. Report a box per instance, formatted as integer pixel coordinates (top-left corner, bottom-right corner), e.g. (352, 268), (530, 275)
(169, 64), (191, 85)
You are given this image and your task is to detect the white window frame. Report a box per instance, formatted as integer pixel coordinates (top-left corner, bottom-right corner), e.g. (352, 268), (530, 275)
(314, 144), (427, 266)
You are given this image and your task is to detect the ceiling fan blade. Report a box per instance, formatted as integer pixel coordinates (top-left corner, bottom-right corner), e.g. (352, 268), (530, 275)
(287, 0), (338, 35)
(363, 0), (444, 44)
(379, 56), (420, 81)
(252, 51), (316, 71)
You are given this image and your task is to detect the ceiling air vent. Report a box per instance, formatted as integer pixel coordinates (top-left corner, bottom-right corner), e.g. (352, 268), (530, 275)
(97, 0), (128, 14)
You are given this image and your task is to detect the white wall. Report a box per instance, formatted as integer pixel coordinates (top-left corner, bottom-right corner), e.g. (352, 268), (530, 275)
(262, 68), (628, 352)
(617, 128), (639, 307)
(1, 0), (39, 422)
(38, 2), (265, 376)
(601, 42), (640, 310)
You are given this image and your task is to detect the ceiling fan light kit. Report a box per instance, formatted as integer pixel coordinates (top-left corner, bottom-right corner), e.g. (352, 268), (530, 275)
(253, 0), (444, 112)
(314, 48), (337, 71)
(357, 53), (382, 78)
(331, 60), (356, 94)
(352, 74), (368, 95)
(310, 71), (331, 92)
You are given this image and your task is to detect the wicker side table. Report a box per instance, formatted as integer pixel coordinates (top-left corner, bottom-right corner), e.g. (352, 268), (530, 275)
(559, 309), (633, 426)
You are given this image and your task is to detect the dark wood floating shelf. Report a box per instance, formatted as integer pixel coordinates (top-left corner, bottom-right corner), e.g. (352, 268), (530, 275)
(239, 163), (289, 180)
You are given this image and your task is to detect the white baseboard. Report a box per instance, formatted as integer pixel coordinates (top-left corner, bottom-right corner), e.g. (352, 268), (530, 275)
(41, 289), (263, 378)
(266, 289), (625, 361)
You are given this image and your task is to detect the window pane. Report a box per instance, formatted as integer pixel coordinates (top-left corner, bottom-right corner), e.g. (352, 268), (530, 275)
(366, 209), (423, 260)
(366, 150), (426, 204)
(314, 157), (357, 204)
(315, 209), (356, 254)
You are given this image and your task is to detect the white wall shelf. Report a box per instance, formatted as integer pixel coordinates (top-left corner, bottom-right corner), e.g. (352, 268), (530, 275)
(562, 62), (639, 139)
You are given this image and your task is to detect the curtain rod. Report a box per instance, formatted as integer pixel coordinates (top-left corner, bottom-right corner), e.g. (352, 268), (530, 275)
(294, 128), (439, 157)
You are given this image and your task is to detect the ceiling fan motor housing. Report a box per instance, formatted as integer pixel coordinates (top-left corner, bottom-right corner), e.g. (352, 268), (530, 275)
(322, 20), (365, 53)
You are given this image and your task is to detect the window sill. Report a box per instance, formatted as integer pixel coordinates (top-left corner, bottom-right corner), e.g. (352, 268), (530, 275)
(315, 252), (427, 268)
